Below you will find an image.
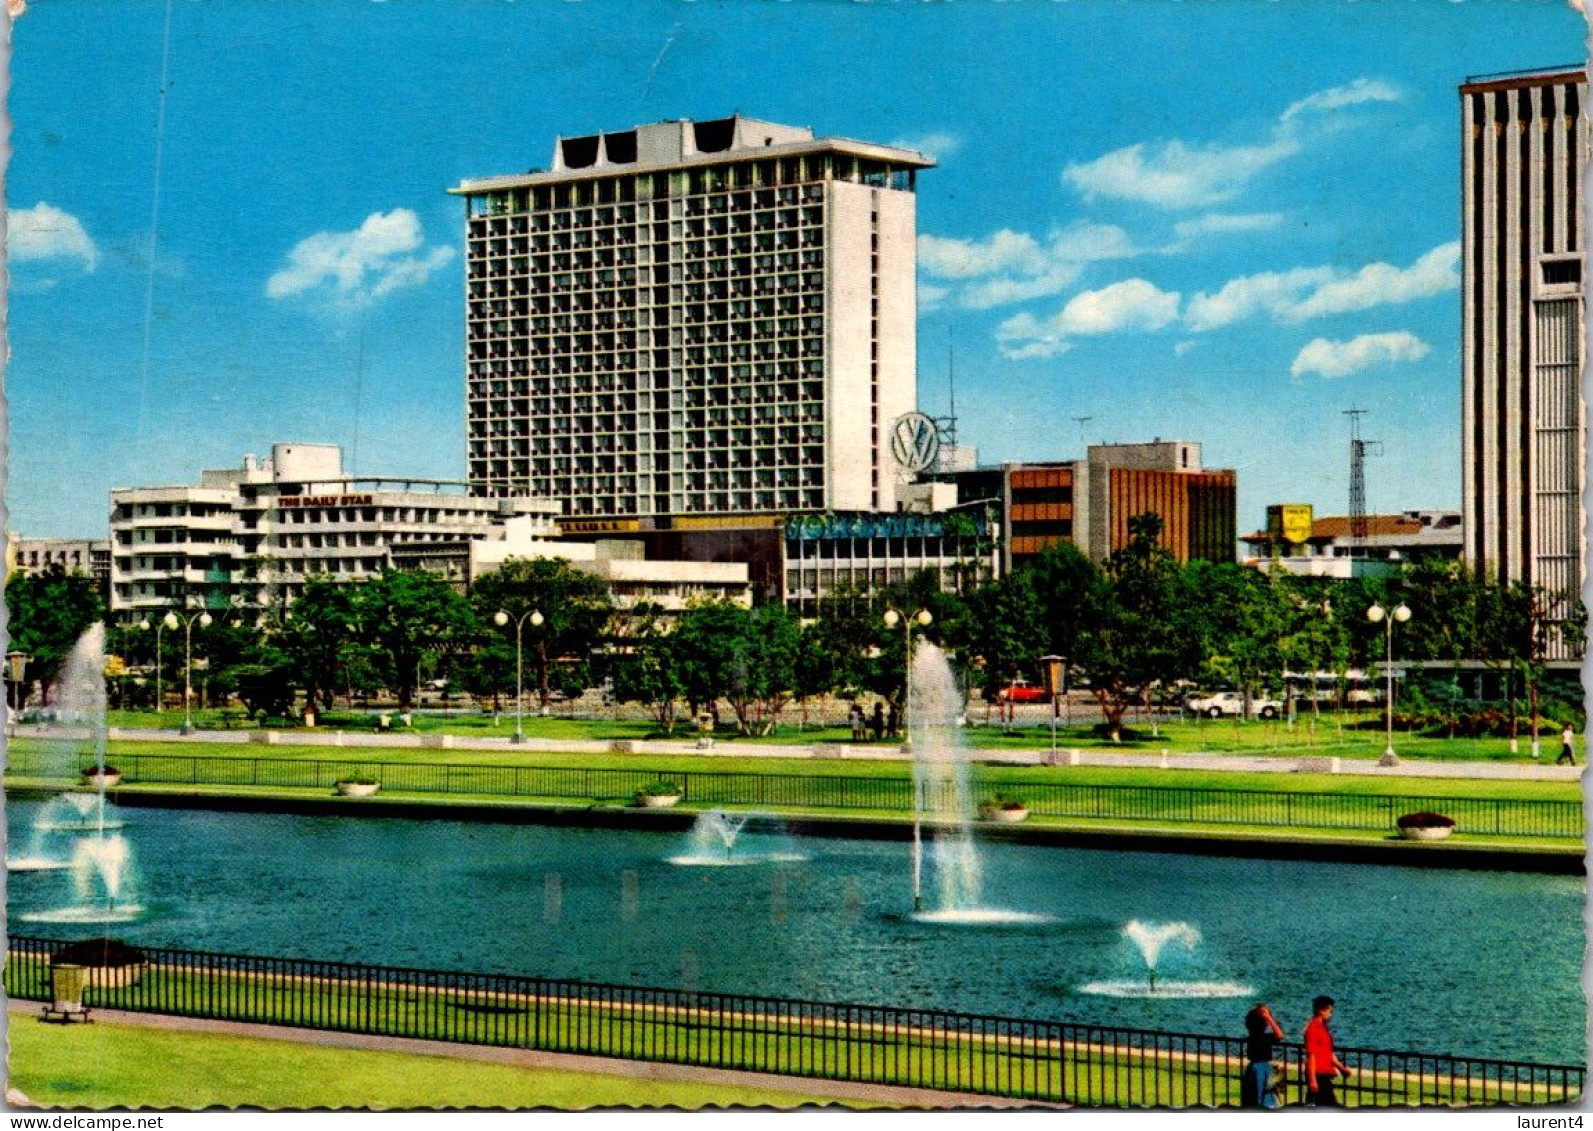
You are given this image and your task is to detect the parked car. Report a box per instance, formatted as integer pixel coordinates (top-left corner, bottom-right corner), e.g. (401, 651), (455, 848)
(997, 679), (1050, 703)
(1185, 690), (1282, 720)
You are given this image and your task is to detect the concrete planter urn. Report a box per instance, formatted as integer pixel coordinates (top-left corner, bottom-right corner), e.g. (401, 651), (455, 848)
(336, 780), (381, 798)
(635, 781), (683, 808)
(1399, 825), (1454, 841)
(1396, 812), (1456, 841)
(50, 940), (149, 992)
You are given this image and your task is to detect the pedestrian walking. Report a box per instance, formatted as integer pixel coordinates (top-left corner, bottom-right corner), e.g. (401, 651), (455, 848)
(1302, 995), (1352, 1107)
(1240, 1003), (1285, 1109)
(1558, 724), (1577, 766)
(870, 702), (885, 742)
(886, 701), (900, 740)
(848, 702), (865, 743)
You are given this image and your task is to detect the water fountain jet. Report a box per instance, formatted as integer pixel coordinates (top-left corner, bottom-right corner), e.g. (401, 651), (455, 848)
(10, 624), (144, 920)
(667, 811), (807, 867)
(904, 643), (1056, 926)
(1076, 920), (1251, 999)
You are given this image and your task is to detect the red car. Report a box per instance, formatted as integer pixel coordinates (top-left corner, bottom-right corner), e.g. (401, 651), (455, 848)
(997, 680), (1049, 703)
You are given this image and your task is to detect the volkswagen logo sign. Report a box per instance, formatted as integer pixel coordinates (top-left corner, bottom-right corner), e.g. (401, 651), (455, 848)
(890, 412), (942, 473)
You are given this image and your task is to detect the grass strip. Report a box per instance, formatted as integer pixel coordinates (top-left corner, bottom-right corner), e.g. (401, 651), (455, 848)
(5, 1010), (869, 1110)
(6, 958), (1574, 1109)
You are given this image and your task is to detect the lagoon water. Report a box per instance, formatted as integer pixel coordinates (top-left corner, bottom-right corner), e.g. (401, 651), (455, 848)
(5, 798), (1583, 1065)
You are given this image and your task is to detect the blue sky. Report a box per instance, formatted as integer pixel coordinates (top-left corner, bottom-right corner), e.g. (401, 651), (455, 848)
(6, 0), (1587, 538)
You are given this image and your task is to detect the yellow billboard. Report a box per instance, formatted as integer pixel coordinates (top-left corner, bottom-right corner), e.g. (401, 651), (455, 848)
(1266, 504), (1314, 545)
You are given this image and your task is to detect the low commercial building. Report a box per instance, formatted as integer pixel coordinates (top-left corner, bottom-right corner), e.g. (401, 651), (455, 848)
(424, 516), (753, 611)
(1240, 508), (1464, 578)
(6, 536), (111, 592)
(781, 509), (998, 616)
(109, 443), (558, 614)
(934, 440), (1238, 572)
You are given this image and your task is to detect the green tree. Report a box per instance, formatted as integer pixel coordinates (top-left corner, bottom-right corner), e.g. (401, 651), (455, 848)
(725, 602), (802, 735)
(606, 603), (683, 733)
(5, 566), (106, 704)
(1072, 514), (1197, 741)
(275, 578), (361, 711)
(1184, 562), (1288, 715)
(354, 570), (475, 711)
(469, 557), (613, 710)
(671, 600), (750, 729)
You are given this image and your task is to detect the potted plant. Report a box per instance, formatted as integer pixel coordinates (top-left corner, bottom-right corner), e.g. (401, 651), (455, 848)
(1396, 811), (1457, 841)
(634, 779), (683, 808)
(335, 773), (381, 798)
(80, 764), (122, 788)
(978, 794), (1030, 823)
(50, 938), (149, 990)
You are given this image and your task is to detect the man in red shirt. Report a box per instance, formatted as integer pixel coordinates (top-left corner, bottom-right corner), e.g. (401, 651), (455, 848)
(1302, 995), (1352, 1106)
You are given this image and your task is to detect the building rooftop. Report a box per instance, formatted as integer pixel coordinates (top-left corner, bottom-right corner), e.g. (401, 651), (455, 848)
(1241, 510), (1463, 545)
(1460, 66), (1586, 93)
(451, 114), (933, 194)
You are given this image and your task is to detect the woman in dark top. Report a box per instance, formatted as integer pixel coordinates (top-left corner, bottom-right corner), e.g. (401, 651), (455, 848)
(1241, 1003), (1285, 1109)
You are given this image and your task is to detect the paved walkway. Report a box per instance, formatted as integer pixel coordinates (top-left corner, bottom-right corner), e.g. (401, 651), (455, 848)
(4, 1000), (1052, 1110)
(15, 723), (1584, 782)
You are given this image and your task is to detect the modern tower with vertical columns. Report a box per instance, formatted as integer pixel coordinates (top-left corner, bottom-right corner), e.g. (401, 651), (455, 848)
(1460, 67), (1588, 656)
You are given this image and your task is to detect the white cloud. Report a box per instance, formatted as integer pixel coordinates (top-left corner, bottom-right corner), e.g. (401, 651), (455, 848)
(1184, 243), (1459, 331)
(891, 131), (962, 160)
(1172, 212), (1285, 241)
(1280, 77), (1401, 122)
(917, 282), (950, 312)
(918, 229), (1043, 279)
(267, 209), (455, 304)
(1284, 241), (1460, 320)
(996, 278), (1180, 359)
(1055, 278), (1181, 335)
(1065, 137), (1298, 209)
(8, 202), (99, 271)
(1289, 331), (1430, 378)
(1064, 78), (1400, 208)
(1174, 340), (1198, 357)
(919, 222), (1138, 309)
(1184, 266), (1336, 331)
(996, 312), (1074, 360)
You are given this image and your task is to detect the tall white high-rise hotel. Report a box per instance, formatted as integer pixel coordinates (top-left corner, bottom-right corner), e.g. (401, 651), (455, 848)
(1461, 68), (1587, 652)
(451, 116), (930, 526)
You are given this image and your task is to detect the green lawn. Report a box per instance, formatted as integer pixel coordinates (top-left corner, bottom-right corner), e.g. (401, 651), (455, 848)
(6, 1013), (872, 1110)
(98, 706), (1556, 763)
(13, 737), (1580, 801)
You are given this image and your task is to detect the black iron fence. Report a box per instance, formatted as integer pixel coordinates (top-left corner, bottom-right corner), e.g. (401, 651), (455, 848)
(6, 748), (1582, 840)
(6, 935), (1579, 1107)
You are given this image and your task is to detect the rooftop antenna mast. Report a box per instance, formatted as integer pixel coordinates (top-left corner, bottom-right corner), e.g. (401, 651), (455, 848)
(1074, 416), (1094, 449)
(929, 331), (959, 474)
(1344, 407), (1383, 555)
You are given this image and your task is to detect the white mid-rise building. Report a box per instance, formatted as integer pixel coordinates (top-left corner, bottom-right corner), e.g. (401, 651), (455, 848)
(109, 443), (558, 614)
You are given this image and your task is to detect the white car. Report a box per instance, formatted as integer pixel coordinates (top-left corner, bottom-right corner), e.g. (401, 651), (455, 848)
(1186, 690), (1282, 720)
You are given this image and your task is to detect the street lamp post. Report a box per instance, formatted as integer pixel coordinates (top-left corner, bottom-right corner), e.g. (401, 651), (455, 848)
(883, 606), (932, 914)
(6, 651), (30, 734)
(1041, 654), (1064, 761)
(138, 617), (167, 719)
(165, 611), (214, 735)
(493, 609), (544, 744)
(1366, 602), (1411, 766)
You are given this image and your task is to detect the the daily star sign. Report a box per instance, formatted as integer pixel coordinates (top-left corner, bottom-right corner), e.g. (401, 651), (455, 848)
(278, 494), (375, 508)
